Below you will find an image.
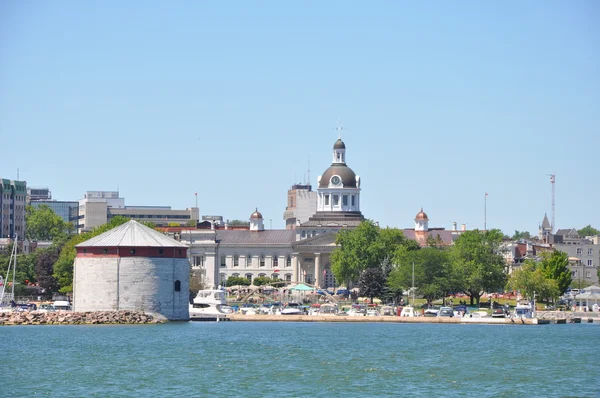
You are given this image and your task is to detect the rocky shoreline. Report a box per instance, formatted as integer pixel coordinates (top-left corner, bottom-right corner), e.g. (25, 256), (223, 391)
(0, 310), (165, 325)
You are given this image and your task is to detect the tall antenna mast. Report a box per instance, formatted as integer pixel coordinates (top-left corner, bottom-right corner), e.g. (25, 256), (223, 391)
(549, 174), (556, 233)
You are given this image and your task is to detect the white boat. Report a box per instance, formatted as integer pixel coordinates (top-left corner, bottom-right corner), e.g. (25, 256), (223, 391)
(380, 305), (395, 316)
(319, 303), (338, 315)
(281, 302), (303, 315)
(399, 306), (419, 317)
(366, 305), (380, 316)
(190, 289), (234, 319)
(346, 307), (365, 316)
(514, 301), (533, 319)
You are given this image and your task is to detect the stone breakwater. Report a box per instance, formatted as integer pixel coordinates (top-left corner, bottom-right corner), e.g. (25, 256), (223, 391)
(0, 310), (164, 325)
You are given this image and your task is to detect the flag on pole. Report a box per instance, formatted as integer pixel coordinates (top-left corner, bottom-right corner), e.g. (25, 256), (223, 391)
(485, 192), (488, 196)
(195, 192), (198, 196)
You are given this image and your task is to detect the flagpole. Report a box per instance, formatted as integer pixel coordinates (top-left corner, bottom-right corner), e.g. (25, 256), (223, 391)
(484, 193), (487, 231)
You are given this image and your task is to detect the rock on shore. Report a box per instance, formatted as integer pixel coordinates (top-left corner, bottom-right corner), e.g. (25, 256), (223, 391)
(0, 310), (165, 325)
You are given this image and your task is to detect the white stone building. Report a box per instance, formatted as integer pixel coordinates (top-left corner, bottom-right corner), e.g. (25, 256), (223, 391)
(185, 138), (366, 289)
(73, 220), (190, 320)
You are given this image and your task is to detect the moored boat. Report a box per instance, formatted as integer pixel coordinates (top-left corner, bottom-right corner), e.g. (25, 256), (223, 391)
(190, 289), (234, 320)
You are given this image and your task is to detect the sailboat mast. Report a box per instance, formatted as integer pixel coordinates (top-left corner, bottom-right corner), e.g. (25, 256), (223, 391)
(11, 236), (17, 300)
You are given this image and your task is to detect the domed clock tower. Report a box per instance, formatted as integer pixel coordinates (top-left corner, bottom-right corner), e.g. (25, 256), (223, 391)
(316, 139), (361, 213)
(295, 138), (364, 242)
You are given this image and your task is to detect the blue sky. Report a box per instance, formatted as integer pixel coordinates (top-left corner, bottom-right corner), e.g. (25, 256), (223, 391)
(1, 1), (598, 234)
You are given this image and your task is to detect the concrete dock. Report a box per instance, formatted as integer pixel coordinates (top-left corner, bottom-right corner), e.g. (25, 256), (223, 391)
(226, 314), (547, 325)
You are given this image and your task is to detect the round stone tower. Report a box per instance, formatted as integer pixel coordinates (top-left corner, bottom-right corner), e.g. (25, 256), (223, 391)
(73, 220), (190, 320)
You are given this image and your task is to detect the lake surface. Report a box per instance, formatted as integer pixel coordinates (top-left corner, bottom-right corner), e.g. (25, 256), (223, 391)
(2, 322), (599, 397)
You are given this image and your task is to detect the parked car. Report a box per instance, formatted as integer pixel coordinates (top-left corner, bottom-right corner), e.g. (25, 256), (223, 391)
(492, 308), (506, 318)
(437, 307), (454, 317)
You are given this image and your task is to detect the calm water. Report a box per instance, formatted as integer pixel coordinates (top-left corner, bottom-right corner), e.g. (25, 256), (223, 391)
(1, 322), (599, 397)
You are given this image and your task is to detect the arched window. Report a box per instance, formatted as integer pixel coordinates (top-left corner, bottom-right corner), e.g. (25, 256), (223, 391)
(272, 273), (279, 280)
(258, 273), (266, 278)
(273, 255), (278, 268)
(285, 273), (292, 282)
(220, 255), (226, 268)
(233, 254), (239, 267)
(232, 273), (240, 278)
(220, 273), (226, 286)
(260, 255), (265, 267)
(174, 280), (181, 292)
(286, 255), (292, 268)
(245, 273), (253, 283)
(247, 254), (252, 267)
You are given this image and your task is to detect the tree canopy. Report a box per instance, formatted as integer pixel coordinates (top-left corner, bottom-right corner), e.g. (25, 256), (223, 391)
(225, 276), (251, 287)
(451, 229), (507, 305)
(507, 260), (559, 302)
(578, 225), (600, 237)
(252, 276), (275, 286)
(389, 246), (454, 304)
(330, 221), (419, 287)
(25, 205), (71, 242)
(512, 230), (532, 240)
(358, 268), (386, 303)
(539, 250), (571, 295)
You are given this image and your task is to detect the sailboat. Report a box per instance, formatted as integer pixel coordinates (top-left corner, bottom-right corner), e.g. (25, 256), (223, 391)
(400, 262), (419, 317)
(0, 236), (18, 310)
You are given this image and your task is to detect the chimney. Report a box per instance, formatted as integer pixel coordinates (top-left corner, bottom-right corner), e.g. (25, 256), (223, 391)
(452, 222), (457, 231)
(461, 224), (466, 231)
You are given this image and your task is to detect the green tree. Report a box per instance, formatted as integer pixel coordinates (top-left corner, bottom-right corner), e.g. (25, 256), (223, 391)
(330, 220), (381, 287)
(330, 221), (419, 288)
(25, 205), (70, 241)
(226, 276), (251, 287)
(451, 229), (507, 306)
(507, 261), (560, 302)
(539, 250), (572, 296)
(53, 216), (130, 293)
(512, 230), (531, 240)
(358, 268), (386, 304)
(252, 276), (274, 286)
(578, 225), (600, 237)
(389, 246), (455, 304)
(35, 245), (61, 293)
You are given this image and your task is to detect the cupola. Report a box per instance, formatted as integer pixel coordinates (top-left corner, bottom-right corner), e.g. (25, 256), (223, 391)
(249, 208), (264, 231)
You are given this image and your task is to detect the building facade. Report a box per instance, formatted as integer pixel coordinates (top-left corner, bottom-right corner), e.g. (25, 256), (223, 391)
(26, 187), (51, 202)
(283, 184), (317, 229)
(0, 178), (27, 240)
(77, 190), (199, 232)
(553, 229), (599, 285)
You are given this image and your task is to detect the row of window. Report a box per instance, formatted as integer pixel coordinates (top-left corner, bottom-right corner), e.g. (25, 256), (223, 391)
(323, 194), (355, 207)
(1, 194), (25, 201)
(226, 273), (293, 283)
(220, 254), (292, 268)
(576, 248), (595, 256)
